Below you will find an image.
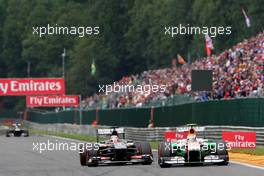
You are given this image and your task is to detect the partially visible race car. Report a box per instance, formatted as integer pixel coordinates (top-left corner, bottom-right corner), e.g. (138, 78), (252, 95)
(158, 124), (229, 168)
(80, 127), (153, 167)
(6, 122), (29, 137)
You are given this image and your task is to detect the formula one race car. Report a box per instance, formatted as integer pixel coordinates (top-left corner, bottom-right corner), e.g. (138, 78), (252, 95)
(80, 127), (153, 167)
(158, 124), (229, 168)
(6, 122), (29, 137)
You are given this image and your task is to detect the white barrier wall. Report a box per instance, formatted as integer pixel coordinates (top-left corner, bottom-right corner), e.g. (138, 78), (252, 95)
(26, 122), (264, 146)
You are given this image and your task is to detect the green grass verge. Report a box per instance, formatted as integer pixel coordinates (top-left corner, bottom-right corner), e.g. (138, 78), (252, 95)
(30, 129), (97, 142)
(30, 129), (264, 155)
(149, 141), (159, 149)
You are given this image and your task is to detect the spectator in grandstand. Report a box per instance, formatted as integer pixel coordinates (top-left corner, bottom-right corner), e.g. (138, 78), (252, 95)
(84, 32), (264, 109)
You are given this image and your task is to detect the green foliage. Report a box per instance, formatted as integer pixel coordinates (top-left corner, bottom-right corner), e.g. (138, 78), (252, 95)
(0, 0), (263, 108)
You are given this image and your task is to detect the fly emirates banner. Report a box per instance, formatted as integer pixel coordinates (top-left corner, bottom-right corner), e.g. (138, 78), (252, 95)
(0, 78), (65, 96)
(26, 95), (79, 107)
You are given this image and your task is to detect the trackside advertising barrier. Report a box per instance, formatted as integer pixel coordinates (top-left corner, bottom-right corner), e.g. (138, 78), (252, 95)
(26, 95), (79, 107)
(222, 131), (256, 148)
(0, 78), (65, 96)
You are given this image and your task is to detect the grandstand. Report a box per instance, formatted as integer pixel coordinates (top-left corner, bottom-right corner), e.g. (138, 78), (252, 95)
(82, 32), (264, 109)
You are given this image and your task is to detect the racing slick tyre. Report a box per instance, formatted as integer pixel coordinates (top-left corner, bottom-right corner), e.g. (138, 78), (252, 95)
(6, 131), (10, 137)
(215, 140), (229, 166)
(158, 142), (172, 168)
(80, 153), (86, 166)
(23, 130), (29, 137)
(86, 144), (99, 167)
(135, 142), (153, 165)
(79, 144), (87, 166)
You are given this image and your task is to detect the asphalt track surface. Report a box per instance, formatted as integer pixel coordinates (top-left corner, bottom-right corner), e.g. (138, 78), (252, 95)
(0, 135), (263, 176)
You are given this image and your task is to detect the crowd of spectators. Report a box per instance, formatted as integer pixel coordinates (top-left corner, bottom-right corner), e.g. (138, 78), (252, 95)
(82, 32), (264, 109)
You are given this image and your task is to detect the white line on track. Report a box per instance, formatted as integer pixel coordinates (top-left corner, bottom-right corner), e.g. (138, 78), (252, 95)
(230, 161), (264, 170)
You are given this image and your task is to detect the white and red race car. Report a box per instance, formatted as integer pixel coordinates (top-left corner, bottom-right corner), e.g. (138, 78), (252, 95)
(158, 124), (229, 167)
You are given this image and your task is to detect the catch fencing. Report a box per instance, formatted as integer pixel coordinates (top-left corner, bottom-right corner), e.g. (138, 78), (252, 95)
(27, 97), (264, 127)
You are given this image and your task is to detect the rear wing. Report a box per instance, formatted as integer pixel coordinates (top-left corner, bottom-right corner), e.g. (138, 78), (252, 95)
(96, 127), (125, 142)
(177, 126), (205, 132)
(97, 128), (125, 135)
(177, 126), (206, 139)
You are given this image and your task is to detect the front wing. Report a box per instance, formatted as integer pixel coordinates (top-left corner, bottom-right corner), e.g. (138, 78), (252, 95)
(87, 154), (153, 165)
(159, 155), (227, 165)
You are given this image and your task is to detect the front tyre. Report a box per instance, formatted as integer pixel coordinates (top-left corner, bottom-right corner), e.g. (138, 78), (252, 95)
(158, 142), (172, 168)
(87, 145), (99, 167)
(80, 151), (87, 166)
(79, 144), (87, 166)
(23, 130), (29, 137)
(215, 140), (229, 166)
(6, 131), (10, 137)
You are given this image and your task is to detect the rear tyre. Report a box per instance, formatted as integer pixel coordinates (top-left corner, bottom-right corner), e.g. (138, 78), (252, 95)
(135, 142), (153, 165)
(158, 142), (172, 168)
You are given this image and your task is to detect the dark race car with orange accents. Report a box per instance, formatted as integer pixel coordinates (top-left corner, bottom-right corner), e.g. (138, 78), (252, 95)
(79, 127), (153, 167)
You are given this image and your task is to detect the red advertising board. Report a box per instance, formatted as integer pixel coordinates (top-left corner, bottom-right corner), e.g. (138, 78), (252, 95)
(222, 131), (256, 148)
(26, 95), (79, 107)
(0, 78), (65, 96)
(164, 131), (188, 141)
